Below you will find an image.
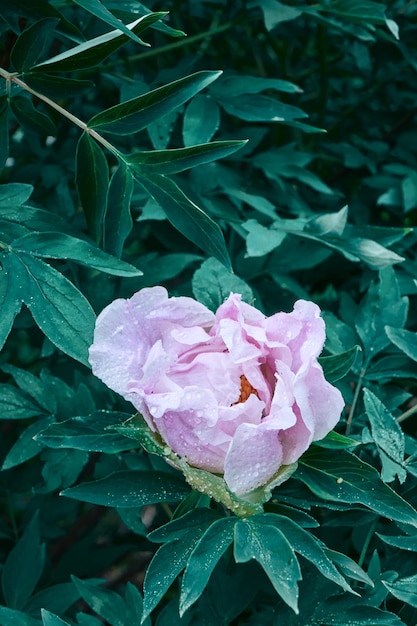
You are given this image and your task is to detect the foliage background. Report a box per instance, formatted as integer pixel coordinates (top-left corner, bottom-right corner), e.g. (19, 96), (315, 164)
(1, 0), (417, 624)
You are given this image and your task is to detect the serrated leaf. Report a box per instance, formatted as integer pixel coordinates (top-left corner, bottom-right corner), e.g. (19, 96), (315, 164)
(88, 71), (222, 135)
(35, 14), (165, 72)
(104, 161), (133, 257)
(75, 133), (109, 244)
(2, 513), (45, 609)
(180, 517), (236, 615)
(10, 18), (59, 71)
(128, 140), (246, 175)
(296, 447), (417, 527)
(133, 171), (231, 269)
(61, 470), (190, 507)
(191, 257), (253, 311)
(234, 518), (301, 613)
(12, 231), (141, 276)
(319, 346), (360, 382)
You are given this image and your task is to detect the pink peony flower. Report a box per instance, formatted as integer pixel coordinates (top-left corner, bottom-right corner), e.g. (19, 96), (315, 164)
(89, 287), (344, 497)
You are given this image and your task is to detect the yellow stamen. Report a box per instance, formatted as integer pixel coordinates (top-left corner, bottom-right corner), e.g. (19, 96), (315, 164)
(234, 375), (259, 404)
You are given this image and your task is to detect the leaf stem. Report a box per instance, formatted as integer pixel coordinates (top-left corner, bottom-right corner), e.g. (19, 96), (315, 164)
(345, 366), (366, 435)
(0, 67), (121, 159)
(358, 517), (378, 569)
(397, 402), (417, 424)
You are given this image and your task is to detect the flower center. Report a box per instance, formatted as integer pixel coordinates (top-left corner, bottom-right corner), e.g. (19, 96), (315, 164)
(234, 374), (259, 404)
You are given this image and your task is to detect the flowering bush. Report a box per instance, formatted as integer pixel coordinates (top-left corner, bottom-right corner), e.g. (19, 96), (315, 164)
(89, 286), (344, 498)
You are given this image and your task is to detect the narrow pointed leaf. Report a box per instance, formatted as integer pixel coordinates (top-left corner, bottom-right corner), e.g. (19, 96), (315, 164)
(319, 346), (360, 382)
(70, 0), (150, 45)
(88, 71), (222, 135)
(133, 171), (231, 269)
(234, 518), (301, 612)
(0, 255), (24, 350)
(61, 470), (190, 507)
(35, 14), (166, 72)
(104, 161), (134, 257)
(10, 18), (59, 71)
(12, 231), (141, 276)
(75, 133), (109, 243)
(128, 140), (247, 175)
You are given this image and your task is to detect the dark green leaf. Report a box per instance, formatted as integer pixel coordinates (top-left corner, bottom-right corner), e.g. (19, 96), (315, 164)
(25, 72), (94, 99)
(0, 606), (40, 626)
(191, 257), (253, 311)
(0, 182), (33, 208)
(3, 251), (95, 366)
(71, 0), (150, 45)
(319, 346), (360, 382)
(133, 171), (231, 269)
(297, 447), (417, 527)
(36, 412), (138, 453)
(104, 161), (133, 257)
(11, 96), (56, 136)
(12, 231), (142, 276)
(61, 470), (190, 507)
(71, 577), (125, 626)
(314, 431), (359, 450)
(0, 384), (45, 420)
(179, 517), (236, 615)
(2, 513), (45, 609)
(10, 18), (59, 71)
(363, 388), (406, 483)
(128, 141), (246, 175)
(88, 71), (222, 135)
(386, 326), (417, 362)
(35, 13), (166, 72)
(218, 94), (308, 123)
(75, 132), (109, 244)
(182, 95), (220, 146)
(234, 518), (301, 612)
(41, 610), (71, 626)
(2, 417), (54, 470)
(0, 258), (24, 351)
(383, 574), (417, 608)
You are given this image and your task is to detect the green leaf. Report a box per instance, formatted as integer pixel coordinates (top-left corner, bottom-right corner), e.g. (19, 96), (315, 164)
(386, 326), (417, 362)
(319, 346), (360, 382)
(258, 514), (356, 593)
(35, 14), (166, 72)
(143, 510), (221, 620)
(2, 416), (54, 470)
(218, 94), (308, 123)
(180, 517), (236, 615)
(314, 431), (359, 450)
(25, 72), (94, 99)
(75, 133), (109, 244)
(256, 0), (303, 29)
(127, 141), (247, 175)
(0, 385), (46, 420)
(10, 95), (56, 136)
(2, 513), (45, 609)
(10, 18), (59, 71)
(192, 257), (253, 311)
(296, 447), (417, 528)
(133, 171), (231, 269)
(0, 259), (24, 351)
(71, 577), (125, 626)
(183, 95), (220, 146)
(41, 610), (71, 626)
(234, 518), (301, 612)
(383, 574), (417, 608)
(88, 71), (222, 135)
(36, 412), (137, 454)
(61, 470), (190, 507)
(0, 183), (33, 208)
(363, 388), (406, 484)
(2, 251), (95, 366)
(12, 231), (142, 276)
(104, 161), (134, 257)
(71, 0), (150, 45)
(0, 606), (40, 626)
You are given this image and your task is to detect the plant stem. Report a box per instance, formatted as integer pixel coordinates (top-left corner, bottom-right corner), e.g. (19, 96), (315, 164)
(397, 402), (417, 424)
(0, 67), (121, 159)
(345, 366), (366, 435)
(358, 518), (378, 569)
